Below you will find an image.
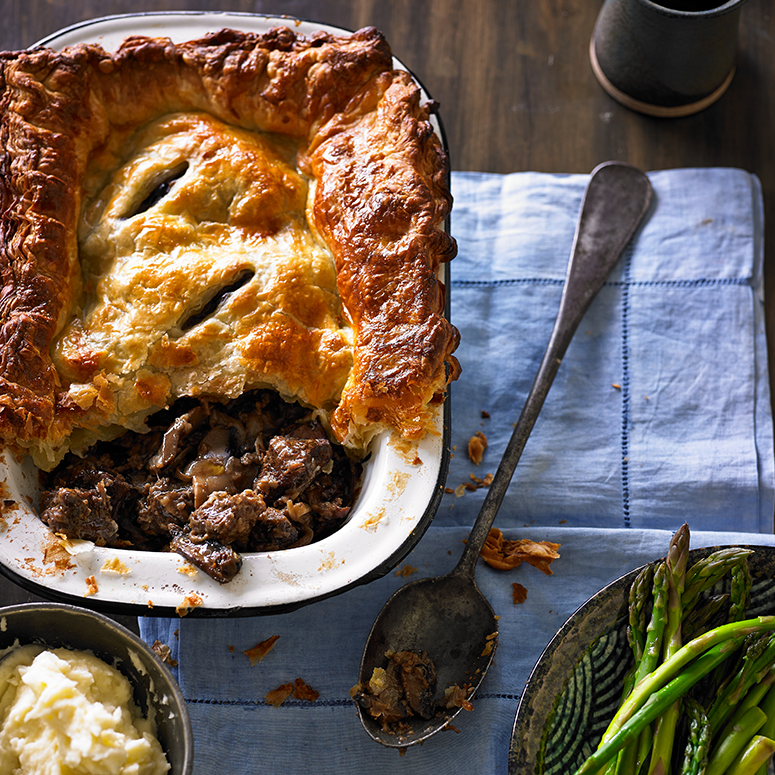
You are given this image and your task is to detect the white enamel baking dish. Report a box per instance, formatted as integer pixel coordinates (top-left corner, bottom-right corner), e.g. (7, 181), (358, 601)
(0, 13), (451, 617)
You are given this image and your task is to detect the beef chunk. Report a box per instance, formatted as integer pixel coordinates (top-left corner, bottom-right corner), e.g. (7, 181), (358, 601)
(39, 485), (119, 545)
(40, 464), (140, 546)
(352, 650), (440, 733)
(189, 489), (267, 547)
(255, 430), (333, 500)
(395, 650), (437, 719)
(170, 530), (243, 584)
(137, 478), (194, 536)
(248, 506), (300, 551)
(47, 460), (111, 490)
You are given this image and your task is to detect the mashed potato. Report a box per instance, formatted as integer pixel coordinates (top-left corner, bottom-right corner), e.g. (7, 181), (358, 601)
(0, 644), (170, 775)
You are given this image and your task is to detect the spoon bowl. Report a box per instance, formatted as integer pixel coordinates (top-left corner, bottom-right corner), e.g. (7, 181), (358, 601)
(355, 161), (654, 747)
(359, 569), (497, 745)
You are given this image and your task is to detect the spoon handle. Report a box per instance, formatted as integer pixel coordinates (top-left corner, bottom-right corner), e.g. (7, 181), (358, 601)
(455, 161), (653, 578)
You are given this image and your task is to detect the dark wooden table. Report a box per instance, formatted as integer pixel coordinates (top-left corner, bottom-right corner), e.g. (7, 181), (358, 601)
(2, 0), (774, 628)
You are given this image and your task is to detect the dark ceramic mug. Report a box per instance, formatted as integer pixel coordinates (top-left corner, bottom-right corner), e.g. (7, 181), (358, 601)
(590, 0), (748, 117)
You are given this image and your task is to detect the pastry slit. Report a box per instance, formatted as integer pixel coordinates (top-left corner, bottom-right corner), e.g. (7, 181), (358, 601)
(178, 268), (255, 333)
(123, 163), (189, 219)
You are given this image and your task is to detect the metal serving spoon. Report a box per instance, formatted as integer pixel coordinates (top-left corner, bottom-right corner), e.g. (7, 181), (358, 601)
(355, 161), (654, 747)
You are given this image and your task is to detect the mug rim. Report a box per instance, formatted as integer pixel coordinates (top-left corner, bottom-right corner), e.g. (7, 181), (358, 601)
(635, 0), (748, 19)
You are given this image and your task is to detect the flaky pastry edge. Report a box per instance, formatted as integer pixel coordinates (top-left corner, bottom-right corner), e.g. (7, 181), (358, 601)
(0, 26), (459, 468)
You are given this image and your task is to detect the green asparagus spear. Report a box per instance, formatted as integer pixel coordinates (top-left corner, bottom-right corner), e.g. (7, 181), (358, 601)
(608, 673), (639, 775)
(635, 725), (654, 775)
(705, 706), (767, 775)
(726, 736), (775, 775)
(630, 564), (656, 665)
(708, 633), (775, 731)
(728, 560), (752, 624)
(682, 549), (754, 616)
(682, 594), (729, 642)
(755, 684), (775, 775)
(649, 524), (690, 775)
(608, 742), (637, 775)
(611, 563), (666, 775)
(678, 698), (711, 775)
(637, 562), (669, 685)
(665, 525), (690, 660)
(715, 668), (775, 749)
(610, 566), (651, 775)
(701, 556), (754, 706)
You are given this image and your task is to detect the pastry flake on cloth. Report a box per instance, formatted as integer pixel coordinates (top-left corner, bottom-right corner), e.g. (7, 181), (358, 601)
(480, 528), (561, 574)
(0, 26), (459, 469)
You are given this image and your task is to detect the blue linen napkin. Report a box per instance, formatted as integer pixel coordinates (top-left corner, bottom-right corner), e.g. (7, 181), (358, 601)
(138, 169), (774, 774)
(445, 167), (772, 534)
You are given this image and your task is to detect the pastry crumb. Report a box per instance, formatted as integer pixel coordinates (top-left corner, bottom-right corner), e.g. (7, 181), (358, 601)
(244, 635), (280, 666)
(470, 472), (493, 488)
(84, 575), (98, 596)
(100, 557), (131, 575)
(265, 678), (319, 707)
(443, 684), (474, 712)
(467, 431), (487, 464)
(480, 528), (560, 574)
(265, 683), (293, 707)
(152, 640), (178, 667)
(176, 593), (203, 617)
(292, 678), (319, 702)
(41, 535), (75, 573)
(481, 631), (498, 656)
(512, 582), (528, 604)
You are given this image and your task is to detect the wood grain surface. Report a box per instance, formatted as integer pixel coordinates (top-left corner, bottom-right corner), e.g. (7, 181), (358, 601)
(1, 0), (773, 624)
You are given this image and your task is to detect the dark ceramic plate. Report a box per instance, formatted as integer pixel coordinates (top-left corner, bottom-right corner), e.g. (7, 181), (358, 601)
(509, 545), (775, 775)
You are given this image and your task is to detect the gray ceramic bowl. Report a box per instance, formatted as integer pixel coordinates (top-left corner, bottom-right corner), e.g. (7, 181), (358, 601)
(0, 602), (193, 775)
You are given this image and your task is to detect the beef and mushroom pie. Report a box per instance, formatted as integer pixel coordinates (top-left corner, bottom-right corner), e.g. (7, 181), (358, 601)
(0, 26), (459, 582)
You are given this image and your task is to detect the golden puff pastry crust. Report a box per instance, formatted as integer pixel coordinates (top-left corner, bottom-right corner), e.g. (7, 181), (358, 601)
(0, 26), (458, 469)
